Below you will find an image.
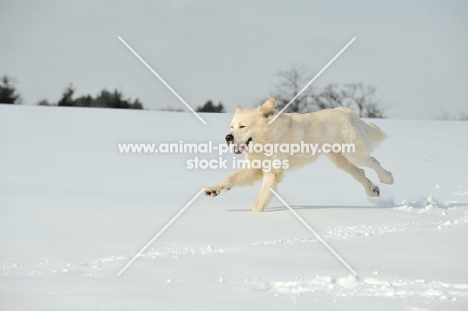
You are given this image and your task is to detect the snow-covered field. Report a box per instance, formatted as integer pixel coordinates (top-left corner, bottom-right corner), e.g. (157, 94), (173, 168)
(1, 105), (467, 310)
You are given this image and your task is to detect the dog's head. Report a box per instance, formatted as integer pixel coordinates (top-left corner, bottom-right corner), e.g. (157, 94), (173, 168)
(225, 98), (276, 154)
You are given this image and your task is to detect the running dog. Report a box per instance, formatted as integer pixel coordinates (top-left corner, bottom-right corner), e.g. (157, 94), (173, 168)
(205, 98), (394, 212)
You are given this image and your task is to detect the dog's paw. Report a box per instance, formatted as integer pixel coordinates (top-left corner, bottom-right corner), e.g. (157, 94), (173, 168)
(251, 205), (266, 212)
(379, 172), (394, 185)
(204, 186), (222, 197)
(366, 185), (380, 197)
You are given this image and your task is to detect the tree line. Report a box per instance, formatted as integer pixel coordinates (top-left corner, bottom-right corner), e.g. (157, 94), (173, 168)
(1, 70), (393, 118)
(52, 85), (143, 109)
(0, 77), (144, 110)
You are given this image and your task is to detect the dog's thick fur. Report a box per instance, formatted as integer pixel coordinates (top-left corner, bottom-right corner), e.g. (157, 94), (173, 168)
(205, 98), (394, 212)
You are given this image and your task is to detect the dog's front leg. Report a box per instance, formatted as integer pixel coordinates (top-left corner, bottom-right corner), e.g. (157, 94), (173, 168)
(205, 168), (262, 197)
(252, 171), (283, 212)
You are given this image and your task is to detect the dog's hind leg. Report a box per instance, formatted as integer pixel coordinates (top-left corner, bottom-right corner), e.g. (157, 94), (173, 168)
(352, 156), (394, 185)
(326, 153), (380, 197)
(252, 171), (284, 212)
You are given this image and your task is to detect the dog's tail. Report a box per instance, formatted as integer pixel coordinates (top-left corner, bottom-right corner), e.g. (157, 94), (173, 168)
(336, 106), (387, 148)
(363, 122), (387, 147)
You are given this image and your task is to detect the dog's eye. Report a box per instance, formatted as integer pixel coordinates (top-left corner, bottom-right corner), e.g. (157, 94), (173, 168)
(239, 125), (246, 129)
(230, 126), (233, 129)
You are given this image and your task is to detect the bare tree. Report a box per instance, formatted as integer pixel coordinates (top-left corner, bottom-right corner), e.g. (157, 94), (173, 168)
(314, 84), (343, 110)
(272, 65), (315, 113)
(268, 66), (386, 118)
(436, 103), (468, 121)
(341, 83), (384, 118)
(37, 99), (52, 106)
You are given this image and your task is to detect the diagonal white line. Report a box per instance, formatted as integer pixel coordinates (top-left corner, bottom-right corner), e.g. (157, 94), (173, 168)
(117, 188), (205, 276)
(268, 37), (356, 124)
(269, 188), (358, 276)
(118, 36), (207, 125)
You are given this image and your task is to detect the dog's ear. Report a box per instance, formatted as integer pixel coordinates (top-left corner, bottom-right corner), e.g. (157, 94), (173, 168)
(258, 98), (276, 117)
(235, 105), (243, 113)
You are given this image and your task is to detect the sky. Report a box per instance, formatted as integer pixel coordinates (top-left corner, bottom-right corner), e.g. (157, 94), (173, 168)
(1, 0), (467, 119)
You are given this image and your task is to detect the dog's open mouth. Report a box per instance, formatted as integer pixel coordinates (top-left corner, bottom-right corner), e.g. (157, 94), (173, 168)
(233, 138), (252, 154)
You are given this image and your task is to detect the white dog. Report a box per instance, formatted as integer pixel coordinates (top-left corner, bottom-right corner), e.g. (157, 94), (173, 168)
(205, 98), (394, 212)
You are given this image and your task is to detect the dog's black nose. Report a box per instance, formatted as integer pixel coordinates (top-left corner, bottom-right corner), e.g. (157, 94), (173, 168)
(225, 134), (234, 142)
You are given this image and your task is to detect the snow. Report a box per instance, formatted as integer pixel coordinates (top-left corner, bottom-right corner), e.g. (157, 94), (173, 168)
(1, 105), (467, 310)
